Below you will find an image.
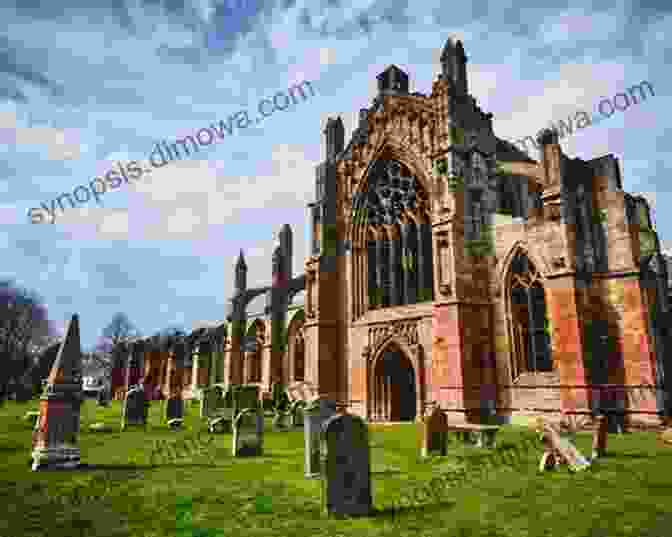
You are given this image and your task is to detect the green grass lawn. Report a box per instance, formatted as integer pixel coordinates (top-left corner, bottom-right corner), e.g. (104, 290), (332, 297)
(1, 398), (671, 537)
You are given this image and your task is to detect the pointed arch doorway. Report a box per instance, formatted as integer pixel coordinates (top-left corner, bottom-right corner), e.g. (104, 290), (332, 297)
(371, 344), (417, 422)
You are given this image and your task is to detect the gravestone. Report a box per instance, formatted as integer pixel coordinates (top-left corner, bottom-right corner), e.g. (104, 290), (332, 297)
(304, 397), (337, 478)
(200, 386), (223, 419)
(232, 408), (264, 456)
(271, 382), (291, 412)
(166, 396), (184, 429)
(321, 413), (372, 517)
(97, 387), (110, 407)
(121, 385), (149, 431)
(204, 385), (236, 433)
(290, 400), (306, 427)
(419, 406), (448, 457)
(31, 314), (84, 471)
(272, 410), (292, 431)
(592, 414), (609, 458)
(234, 385), (260, 414)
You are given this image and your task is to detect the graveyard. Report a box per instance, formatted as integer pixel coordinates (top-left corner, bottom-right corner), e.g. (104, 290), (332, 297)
(1, 394), (672, 537)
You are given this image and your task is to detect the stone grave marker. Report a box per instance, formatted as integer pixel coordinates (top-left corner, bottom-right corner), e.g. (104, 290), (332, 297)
(232, 408), (264, 456)
(272, 410), (292, 431)
(592, 414), (609, 459)
(304, 397), (337, 478)
(200, 386), (223, 419)
(121, 385), (149, 431)
(419, 406), (448, 457)
(31, 314), (84, 471)
(321, 413), (372, 517)
(234, 385), (260, 414)
(290, 400), (306, 427)
(166, 396), (184, 429)
(97, 387), (110, 407)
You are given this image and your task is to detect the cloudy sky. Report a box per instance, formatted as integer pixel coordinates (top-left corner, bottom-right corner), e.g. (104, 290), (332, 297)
(1, 0), (670, 349)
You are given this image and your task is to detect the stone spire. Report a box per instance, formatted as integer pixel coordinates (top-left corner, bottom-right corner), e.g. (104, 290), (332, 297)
(324, 117), (345, 161)
(279, 224), (293, 281)
(31, 314), (83, 471)
(440, 37), (468, 95)
(46, 313), (82, 390)
(235, 249), (247, 291)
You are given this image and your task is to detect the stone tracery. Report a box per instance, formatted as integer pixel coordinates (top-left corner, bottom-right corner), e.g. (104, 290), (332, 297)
(350, 158), (434, 318)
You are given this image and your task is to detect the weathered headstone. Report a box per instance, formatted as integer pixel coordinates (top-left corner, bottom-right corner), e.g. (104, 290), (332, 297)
(97, 386), (111, 407)
(232, 408), (264, 456)
(290, 400), (306, 427)
(321, 414), (372, 517)
(271, 382), (291, 412)
(166, 396), (184, 429)
(419, 406), (448, 457)
(272, 410), (292, 431)
(31, 314), (84, 471)
(203, 385), (236, 433)
(234, 385), (260, 414)
(199, 386), (223, 419)
(304, 397), (337, 478)
(121, 385), (149, 431)
(592, 414), (609, 459)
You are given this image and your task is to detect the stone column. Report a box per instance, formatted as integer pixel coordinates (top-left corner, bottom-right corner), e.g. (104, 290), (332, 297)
(191, 346), (200, 396)
(229, 296), (245, 386)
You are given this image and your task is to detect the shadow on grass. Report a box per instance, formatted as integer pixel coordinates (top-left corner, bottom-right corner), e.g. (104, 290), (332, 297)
(372, 500), (458, 522)
(28, 463), (150, 473)
(0, 443), (24, 453)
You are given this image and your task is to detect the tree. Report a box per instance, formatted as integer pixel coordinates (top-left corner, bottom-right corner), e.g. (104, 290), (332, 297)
(96, 313), (139, 389)
(0, 280), (54, 402)
(29, 341), (61, 397)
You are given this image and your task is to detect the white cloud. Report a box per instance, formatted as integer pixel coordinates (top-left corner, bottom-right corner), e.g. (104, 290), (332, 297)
(1, 110), (82, 161)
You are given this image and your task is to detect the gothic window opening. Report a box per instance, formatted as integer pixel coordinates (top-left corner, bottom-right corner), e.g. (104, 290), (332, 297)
(294, 330), (305, 382)
(507, 252), (553, 380)
(357, 158), (432, 312)
(245, 322), (263, 383)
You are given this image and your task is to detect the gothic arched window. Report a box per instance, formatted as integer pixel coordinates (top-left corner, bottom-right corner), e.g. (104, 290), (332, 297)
(357, 159), (433, 310)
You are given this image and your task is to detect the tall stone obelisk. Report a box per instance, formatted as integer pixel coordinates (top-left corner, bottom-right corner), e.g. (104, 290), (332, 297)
(31, 314), (83, 471)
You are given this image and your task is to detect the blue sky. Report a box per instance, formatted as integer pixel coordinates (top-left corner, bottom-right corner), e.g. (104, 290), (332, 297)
(1, 0), (670, 350)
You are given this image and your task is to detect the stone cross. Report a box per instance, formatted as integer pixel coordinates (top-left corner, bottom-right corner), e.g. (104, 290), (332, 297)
(321, 414), (372, 517)
(31, 314), (84, 471)
(304, 397), (337, 478)
(232, 408), (264, 456)
(419, 406), (448, 457)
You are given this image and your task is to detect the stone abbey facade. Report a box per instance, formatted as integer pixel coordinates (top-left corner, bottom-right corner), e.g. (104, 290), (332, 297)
(113, 37), (671, 425)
